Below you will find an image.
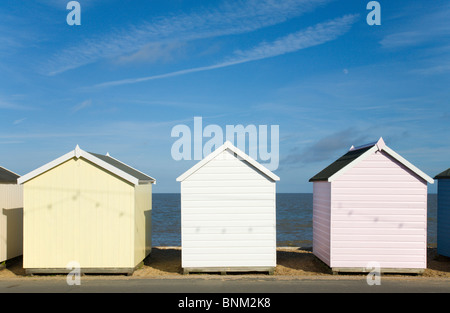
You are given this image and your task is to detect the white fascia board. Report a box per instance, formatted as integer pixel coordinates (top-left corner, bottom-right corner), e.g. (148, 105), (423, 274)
(224, 141), (280, 181)
(106, 153), (156, 184)
(80, 151), (139, 185)
(327, 144), (434, 184)
(381, 146), (434, 184)
(176, 143), (228, 182)
(18, 148), (140, 186)
(328, 145), (378, 182)
(18, 150), (76, 184)
(176, 141), (280, 182)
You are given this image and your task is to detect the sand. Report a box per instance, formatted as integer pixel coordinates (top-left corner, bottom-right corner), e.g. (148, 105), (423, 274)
(1, 247), (449, 280)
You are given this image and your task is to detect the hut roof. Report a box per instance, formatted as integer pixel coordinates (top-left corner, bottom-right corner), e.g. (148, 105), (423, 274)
(309, 145), (374, 182)
(18, 145), (155, 185)
(0, 166), (20, 184)
(176, 141), (280, 182)
(89, 152), (154, 183)
(309, 137), (434, 184)
(435, 168), (450, 179)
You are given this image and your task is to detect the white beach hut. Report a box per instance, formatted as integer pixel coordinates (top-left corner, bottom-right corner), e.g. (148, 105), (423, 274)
(309, 138), (434, 274)
(177, 141), (279, 274)
(0, 166), (23, 263)
(18, 145), (156, 274)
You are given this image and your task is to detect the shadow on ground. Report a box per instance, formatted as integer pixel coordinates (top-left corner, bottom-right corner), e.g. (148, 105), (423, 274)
(275, 248), (331, 275)
(2, 256), (26, 276)
(425, 248), (450, 276)
(141, 247), (182, 274)
(1, 247), (450, 278)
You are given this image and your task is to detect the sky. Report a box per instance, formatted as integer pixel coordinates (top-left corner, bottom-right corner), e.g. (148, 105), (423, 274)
(0, 0), (449, 193)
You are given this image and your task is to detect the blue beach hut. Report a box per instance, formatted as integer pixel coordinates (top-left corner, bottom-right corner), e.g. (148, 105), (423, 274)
(435, 169), (450, 257)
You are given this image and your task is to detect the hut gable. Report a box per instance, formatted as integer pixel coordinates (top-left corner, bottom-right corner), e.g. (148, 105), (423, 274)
(177, 141), (279, 182)
(309, 145), (375, 182)
(309, 137), (433, 273)
(19, 146), (155, 274)
(310, 137), (433, 184)
(18, 145), (155, 186)
(178, 141), (278, 274)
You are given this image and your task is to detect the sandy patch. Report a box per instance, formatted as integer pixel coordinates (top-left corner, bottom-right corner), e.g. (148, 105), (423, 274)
(1, 247), (449, 280)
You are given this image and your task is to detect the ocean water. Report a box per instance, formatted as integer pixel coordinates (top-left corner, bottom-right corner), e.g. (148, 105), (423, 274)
(152, 193), (438, 247)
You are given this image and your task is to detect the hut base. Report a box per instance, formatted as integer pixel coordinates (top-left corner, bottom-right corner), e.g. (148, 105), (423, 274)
(331, 267), (424, 275)
(25, 267), (136, 276)
(183, 266), (274, 275)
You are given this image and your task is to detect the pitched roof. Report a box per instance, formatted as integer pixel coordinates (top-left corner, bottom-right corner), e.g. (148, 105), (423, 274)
(18, 145), (155, 185)
(176, 141), (280, 182)
(309, 145), (374, 182)
(89, 152), (154, 183)
(435, 168), (450, 179)
(0, 166), (20, 184)
(309, 137), (434, 184)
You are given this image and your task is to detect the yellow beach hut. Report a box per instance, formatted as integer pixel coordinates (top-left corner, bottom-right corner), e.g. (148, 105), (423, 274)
(0, 166), (23, 264)
(18, 145), (155, 275)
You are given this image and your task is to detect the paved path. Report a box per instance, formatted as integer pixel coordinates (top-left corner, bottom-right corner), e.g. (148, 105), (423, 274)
(0, 277), (449, 293)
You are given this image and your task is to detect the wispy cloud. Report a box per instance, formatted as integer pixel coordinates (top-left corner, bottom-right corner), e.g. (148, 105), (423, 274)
(0, 99), (33, 110)
(93, 14), (359, 88)
(36, 0), (108, 9)
(380, 4), (450, 49)
(71, 99), (92, 113)
(281, 128), (369, 167)
(44, 0), (332, 75)
(13, 118), (27, 125)
(410, 61), (450, 75)
(115, 42), (186, 65)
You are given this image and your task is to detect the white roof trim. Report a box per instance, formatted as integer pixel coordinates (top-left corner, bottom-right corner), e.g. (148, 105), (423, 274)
(382, 146), (434, 184)
(328, 145), (378, 182)
(18, 150), (76, 185)
(328, 137), (434, 184)
(350, 141), (378, 151)
(18, 146), (140, 185)
(176, 141), (280, 182)
(105, 153), (156, 184)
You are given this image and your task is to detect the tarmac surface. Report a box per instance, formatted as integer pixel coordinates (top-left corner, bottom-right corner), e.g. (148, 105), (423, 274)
(0, 276), (449, 293)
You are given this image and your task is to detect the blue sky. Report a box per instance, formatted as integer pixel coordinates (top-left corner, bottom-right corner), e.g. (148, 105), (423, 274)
(0, 0), (448, 193)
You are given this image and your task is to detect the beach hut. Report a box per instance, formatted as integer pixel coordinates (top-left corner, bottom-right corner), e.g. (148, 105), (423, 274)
(309, 137), (434, 274)
(177, 141), (279, 274)
(435, 169), (450, 257)
(18, 145), (155, 274)
(0, 166), (23, 263)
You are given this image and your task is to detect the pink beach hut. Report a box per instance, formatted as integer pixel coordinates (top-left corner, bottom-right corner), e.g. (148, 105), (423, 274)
(309, 138), (434, 274)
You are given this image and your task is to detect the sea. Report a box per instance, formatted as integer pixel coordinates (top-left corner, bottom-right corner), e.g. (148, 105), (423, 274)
(152, 193), (438, 248)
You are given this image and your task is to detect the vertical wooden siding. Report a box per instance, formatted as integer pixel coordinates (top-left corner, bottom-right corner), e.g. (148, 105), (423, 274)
(181, 149), (276, 268)
(331, 150), (427, 269)
(134, 183), (152, 266)
(23, 158), (135, 269)
(0, 184), (23, 262)
(437, 179), (450, 257)
(312, 182), (331, 266)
